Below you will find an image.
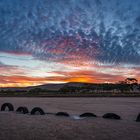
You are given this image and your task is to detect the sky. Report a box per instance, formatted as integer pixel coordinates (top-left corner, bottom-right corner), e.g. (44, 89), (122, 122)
(0, 0), (140, 87)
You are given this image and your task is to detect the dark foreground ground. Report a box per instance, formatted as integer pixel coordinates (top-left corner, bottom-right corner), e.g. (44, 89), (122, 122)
(0, 97), (140, 140)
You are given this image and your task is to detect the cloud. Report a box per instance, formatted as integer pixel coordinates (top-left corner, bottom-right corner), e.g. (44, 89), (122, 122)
(0, 0), (140, 87)
(1, 61), (140, 87)
(0, 61), (4, 65)
(0, 0), (140, 65)
(0, 75), (48, 87)
(0, 65), (26, 76)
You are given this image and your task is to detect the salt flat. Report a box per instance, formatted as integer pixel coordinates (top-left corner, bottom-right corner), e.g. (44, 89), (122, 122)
(0, 97), (140, 140)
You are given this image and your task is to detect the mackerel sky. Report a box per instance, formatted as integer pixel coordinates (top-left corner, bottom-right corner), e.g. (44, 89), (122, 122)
(0, 0), (140, 87)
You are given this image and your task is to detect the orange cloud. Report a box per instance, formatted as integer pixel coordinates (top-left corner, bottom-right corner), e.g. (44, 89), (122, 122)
(0, 75), (48, 87)
(0, 54), (140, 87)
(0, 69), (127, 87)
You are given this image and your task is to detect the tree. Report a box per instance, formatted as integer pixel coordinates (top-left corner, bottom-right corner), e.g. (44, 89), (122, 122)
(125, 78), (138, 85)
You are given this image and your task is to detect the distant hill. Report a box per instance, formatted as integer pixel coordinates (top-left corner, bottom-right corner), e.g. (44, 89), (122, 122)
(0, 82), (88, 91)
(1, 82), (140, 94)
(1, 82), (140, 97)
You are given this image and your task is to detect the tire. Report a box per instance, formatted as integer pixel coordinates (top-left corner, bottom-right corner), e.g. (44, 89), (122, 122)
(1, 103), (14, 111)
(55, 112), (69, 117)
(103, 113), (121, 120)
(16, 106), (29, 114)
(79, 112), (97, 117)
(30, 107), (45, 115)
(136, 113), (140, 122)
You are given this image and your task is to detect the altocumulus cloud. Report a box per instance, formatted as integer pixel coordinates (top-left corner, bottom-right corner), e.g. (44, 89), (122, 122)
(0, 0), (140, 87)
(0, 0), (140, 64)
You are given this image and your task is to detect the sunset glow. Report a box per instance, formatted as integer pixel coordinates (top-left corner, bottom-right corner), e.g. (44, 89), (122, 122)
(0, 0), (140, 87)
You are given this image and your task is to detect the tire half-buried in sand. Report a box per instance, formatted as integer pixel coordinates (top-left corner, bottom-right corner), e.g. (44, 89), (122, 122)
(30, 107), (45, 115)
(16, 106), (29, 114)
(136, 113), (140, 122)
(55, 112), (70, 117)
(1, 103), (14, 111)
(79, 112), (97, 118)
(103, 113), (121, 120)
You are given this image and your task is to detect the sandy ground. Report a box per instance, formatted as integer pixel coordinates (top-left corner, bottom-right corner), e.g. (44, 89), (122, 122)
(0, 97), (140, 140)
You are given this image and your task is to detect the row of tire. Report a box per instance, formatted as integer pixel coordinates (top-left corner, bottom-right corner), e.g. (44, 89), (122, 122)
(0, 103), (140, 122)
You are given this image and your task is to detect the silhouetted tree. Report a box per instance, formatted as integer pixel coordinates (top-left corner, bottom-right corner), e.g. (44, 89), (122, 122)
(125, 78), (138, 84)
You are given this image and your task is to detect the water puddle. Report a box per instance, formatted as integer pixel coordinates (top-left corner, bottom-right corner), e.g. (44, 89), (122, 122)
(71, 115), (85, 120)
